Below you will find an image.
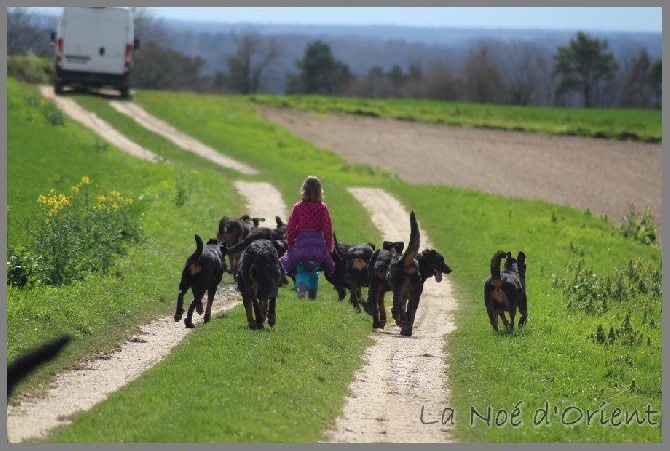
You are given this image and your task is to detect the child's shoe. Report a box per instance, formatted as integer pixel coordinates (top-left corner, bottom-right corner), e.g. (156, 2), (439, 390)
(296, 283), (307, 298)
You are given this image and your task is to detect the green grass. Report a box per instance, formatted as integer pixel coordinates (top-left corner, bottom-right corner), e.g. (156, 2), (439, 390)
(6, 79), (244, 394)
(41, 295), (372, 443)
(389, 185), (662, 442)
(250, 95), (662, 143)
(7, 81), (661, 443)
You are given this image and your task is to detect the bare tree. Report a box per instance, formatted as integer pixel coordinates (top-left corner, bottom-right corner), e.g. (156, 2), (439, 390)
(421, 62), (464, 101)
(496, 41), (552, 106)
(225, 29), (282, 94)
(7, 7), (55, 57)
(619, 47), (654, 108)
(131, 7), (168, 46)
(462, 41), (506, 104)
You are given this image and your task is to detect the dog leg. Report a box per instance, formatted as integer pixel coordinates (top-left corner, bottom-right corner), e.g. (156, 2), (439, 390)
(184, 297), (200, 329)
(509, 309), (516, 331)
(498, 311), (511, 331)
(487, 308), (499, 332)
(348, 281), (361, 311)
(268, 297), (277, 327)
(251, 297), (265, 329)
(403, 296), (420, 337)
(518, 309), (528, 327)
(203, 290), (215, 323)
(174, 291), (186, 322)
(377, 289), (388, 329)
(400, 307), (412, 336)
(242, 298), (259, 329)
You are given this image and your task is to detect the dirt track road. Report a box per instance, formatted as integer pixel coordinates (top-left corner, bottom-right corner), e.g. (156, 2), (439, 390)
(8, 92), (457, 443)
(259, 107), (663, 235)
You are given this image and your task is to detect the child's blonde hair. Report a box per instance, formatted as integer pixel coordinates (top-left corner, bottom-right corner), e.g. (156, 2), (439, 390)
(301, 176), (324, 202)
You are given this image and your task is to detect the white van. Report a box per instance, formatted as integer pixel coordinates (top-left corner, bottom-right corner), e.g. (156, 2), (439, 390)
(51, 7), (139, 98)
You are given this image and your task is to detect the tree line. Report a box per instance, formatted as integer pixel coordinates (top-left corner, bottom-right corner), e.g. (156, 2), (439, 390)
(7, 7), (662, 108)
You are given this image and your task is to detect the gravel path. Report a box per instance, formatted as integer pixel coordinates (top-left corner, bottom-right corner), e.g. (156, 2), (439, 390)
(324, 188), (456, 443)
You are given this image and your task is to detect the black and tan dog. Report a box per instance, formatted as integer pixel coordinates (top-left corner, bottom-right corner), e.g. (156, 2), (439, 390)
(345, 241), (377, 311)
(388, 211), (453, 336)
(325, 234), (376, 309)
(323, 233), (353, 301)
(174, 235), (226, 329)
(483, 250), (527, 332)
(365, 240), (405, 329)
(217, 215), (259, 276)
(236, 239), (288, 330)
(222, 216), (287, 279)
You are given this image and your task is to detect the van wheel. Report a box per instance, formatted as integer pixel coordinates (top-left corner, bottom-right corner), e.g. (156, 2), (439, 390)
(119, 87), (130, 99)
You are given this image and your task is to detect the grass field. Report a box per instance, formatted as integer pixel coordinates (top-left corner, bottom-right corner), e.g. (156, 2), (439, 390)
(6, 79), (662, 442)
(250, 94), (662, 143)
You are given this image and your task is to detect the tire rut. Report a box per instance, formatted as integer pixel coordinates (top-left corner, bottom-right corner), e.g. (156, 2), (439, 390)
(324, 188), (457, 443)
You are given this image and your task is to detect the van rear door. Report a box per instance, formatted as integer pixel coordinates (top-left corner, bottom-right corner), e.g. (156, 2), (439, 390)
(60, 7), (130, 76)
(93, 8), (131, 75)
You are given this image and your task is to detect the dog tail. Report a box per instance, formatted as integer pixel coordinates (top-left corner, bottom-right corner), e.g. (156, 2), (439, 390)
(7, 335), (72, 395)
(195, 234), (204, 254)
(490, 250), (509, 281)
(401, 210), (420, 269)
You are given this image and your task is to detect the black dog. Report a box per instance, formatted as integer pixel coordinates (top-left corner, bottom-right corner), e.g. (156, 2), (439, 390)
(324, 233), (354, 301)
(483, 250), (527, 332)
(366, 240), (404, 329)
(217, 215), (258, 276)
(7, 335), (72, 396)
(325, 234), (376, 309)
(174, 235), (226, 329)
(388, 211), (452, 337)
(345, 242), (377, 311)
(236, 239), (287, 330)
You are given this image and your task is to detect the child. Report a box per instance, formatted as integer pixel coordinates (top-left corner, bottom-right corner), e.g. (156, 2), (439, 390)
(280, 176), (335, 299)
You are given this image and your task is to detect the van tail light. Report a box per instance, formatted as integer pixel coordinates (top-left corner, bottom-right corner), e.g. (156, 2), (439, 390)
(55, 37), (63, 62)
(124, 43), (133, 68)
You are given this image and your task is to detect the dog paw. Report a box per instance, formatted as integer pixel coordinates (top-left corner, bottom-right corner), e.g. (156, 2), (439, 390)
(174, 313), (183, 322)
(184, 319), (195, 329)
(268, 315), (276, 327)
(248, 321), (264, 330)
(203, 314), (211, 323)
(195, 302), (204, 315)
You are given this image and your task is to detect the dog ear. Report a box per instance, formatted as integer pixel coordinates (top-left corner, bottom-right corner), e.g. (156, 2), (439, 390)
(517, 251), (526, 265)
(189, 263), (202, 275)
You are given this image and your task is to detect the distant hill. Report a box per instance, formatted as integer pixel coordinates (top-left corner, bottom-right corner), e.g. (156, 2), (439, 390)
(158, 19), (662, 93)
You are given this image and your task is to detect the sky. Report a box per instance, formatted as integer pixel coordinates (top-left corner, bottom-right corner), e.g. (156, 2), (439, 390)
(27, 6), (662, 34)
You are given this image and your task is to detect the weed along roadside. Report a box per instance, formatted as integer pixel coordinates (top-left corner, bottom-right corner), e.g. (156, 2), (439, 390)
(6, 179), (282, 443)
(7, 82), (661, 443)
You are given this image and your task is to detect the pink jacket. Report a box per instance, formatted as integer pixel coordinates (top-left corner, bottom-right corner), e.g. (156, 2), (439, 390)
(285, 200), (334, 252)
